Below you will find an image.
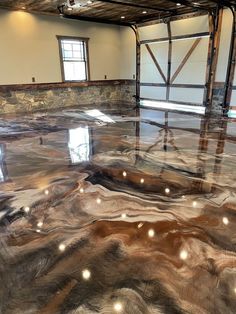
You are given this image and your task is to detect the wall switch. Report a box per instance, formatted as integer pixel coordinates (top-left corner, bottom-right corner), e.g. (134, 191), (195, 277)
(133, 74), (135, 79)
(32, 77), (36, 82)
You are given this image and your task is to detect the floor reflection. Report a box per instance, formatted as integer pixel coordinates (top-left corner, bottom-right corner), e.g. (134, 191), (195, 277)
(68, 127), (91, 163)
(0, 143), (7, 182)
(0, 107), (236, 313)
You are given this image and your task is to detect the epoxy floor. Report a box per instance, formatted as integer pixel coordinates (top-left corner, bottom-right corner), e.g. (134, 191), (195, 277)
(0, 106), (236, 314)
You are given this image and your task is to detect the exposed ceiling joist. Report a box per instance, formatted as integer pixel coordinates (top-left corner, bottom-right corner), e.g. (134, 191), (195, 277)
(96, 0), (175, 13)
(63, 13), (132, 25)
(167, 0), (213, 12)
(0, 0), (219, 25)
(208, 0), (236, 6)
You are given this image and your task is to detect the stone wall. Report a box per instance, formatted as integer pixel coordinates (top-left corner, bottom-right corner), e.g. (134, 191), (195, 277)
(0, 80), (136, 114)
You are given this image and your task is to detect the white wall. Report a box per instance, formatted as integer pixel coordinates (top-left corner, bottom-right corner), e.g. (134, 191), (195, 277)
(119, 26), (136, 80)
(0, 9), (128, 84)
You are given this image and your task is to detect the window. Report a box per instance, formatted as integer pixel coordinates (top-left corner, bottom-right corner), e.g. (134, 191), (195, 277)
(57, 36), (89, 81)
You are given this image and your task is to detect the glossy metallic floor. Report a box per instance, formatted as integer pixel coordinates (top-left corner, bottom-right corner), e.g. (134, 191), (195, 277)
(0, 107), (236, 314)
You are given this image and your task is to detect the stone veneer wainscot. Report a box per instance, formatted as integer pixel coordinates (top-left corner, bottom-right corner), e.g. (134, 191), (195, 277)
(0, 80), (136, 114)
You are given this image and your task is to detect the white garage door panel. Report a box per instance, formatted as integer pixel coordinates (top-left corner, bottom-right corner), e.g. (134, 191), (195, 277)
(139, 23), (168, 41)
(141, 43), (168, 83)
(171, 15), (209, 36)
(170, 88), (204, 104)
(141, 86), (167, 100)
(216, 9), (233, 82)
(171, 38), (208, 84)
(172, 62), (207, 84)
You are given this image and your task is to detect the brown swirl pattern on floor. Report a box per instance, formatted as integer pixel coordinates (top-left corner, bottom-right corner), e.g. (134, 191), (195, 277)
(0, 107), (236, 313)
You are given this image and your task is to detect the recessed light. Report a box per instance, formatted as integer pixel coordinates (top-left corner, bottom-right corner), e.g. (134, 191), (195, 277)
(176, 3), (181, 6)
(121, 16), (125, 19)
(67, 7), (73, 10)
(142, 11), (147, 14)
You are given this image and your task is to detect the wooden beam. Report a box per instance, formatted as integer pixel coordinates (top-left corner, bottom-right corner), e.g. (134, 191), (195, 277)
(166, 22), (172, 100)
(224, 8), (236, 113)
(141, 83), (167, 87)
(138, 11), (208, 28)
(132, 25), (141, 101)
(140, 32), (209, 45)
(141, 83), (205, 88)
(63, 14), (132, 26)
(167, 0), (214, 12)
(97, 0), (173, 12)
(208, 0), (234, 7)
(170, 38), (201, 84)
(145, 44), (167, 84)
(203, 9), (223, 110)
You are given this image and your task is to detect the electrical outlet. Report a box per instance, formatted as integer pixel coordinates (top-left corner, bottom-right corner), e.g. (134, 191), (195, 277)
(133, 74), (135, 79)
(104, 75), (107, 79)
(32, 77), (36, 83)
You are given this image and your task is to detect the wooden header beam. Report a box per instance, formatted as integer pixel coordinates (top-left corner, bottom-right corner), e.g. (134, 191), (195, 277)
(63, 13), (132, 26)
(140, 32), (210, 45)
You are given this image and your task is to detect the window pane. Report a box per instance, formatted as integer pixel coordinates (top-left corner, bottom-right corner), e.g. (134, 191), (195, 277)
(63, 43), (72, 51)
(73, 51), (82, 59)
(64, 61), (86, 81)
(73, 44), (81, 51)
(64, 50), (73, 59)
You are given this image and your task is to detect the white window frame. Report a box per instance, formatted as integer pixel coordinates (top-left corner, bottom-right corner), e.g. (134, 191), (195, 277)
(57, 35), (90, 82)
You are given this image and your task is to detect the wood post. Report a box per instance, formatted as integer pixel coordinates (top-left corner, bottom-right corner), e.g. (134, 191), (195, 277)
(166, 21), (172, 101)
(130, 25), (141, 102)
(223, 7), (236, 114)
(204, 8), (223, 112)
